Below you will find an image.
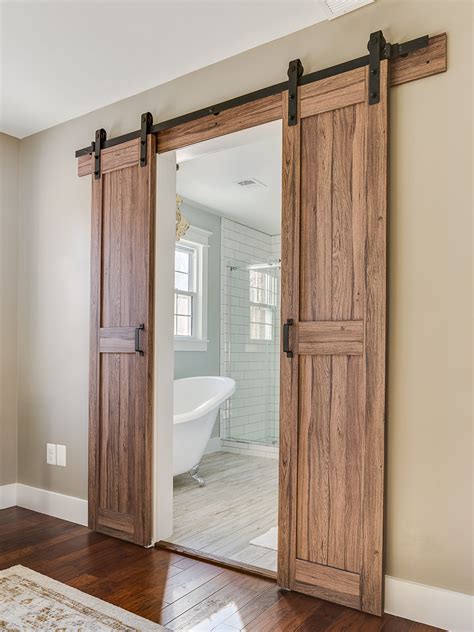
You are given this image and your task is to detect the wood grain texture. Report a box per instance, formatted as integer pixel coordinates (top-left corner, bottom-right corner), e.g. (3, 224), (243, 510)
(99, 327), (136, 353)
(157, 94), (282, 153)
(89, 135), (155, 546)
(98, 508), (134, 534)
(88, 175), (103, 533)
(298, 321), (364, 355)
(0, 508), (446, 632)
(297, 95), (367, 579)
(297, 355), (330, 565)
(360, 58), (388, 616)
(280, 62), (387, 614)
(295, 559), (360, 601)
(78, 138), (140, 178)
(277, 90), (300, 591)
(390, 33), (447, 87)
(300, 67), (366, 119)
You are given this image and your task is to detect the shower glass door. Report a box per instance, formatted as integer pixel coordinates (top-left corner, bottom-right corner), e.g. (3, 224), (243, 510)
(220, 229), (281, 446)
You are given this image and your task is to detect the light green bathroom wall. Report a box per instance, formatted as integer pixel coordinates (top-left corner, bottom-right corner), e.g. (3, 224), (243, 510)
(173, 200), (221, 382)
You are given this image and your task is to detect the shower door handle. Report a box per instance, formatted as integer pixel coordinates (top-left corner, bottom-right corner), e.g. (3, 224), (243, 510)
(283, 319), (294, 358)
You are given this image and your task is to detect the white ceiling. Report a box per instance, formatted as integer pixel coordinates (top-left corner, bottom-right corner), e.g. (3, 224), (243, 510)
(0, 0), (373, 138)
(177, 121), (282, 235)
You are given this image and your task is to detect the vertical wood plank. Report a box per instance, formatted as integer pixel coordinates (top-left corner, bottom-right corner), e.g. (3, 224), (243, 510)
(345, 355), (363, 573)
(344, 100), (367, 574)
(88, 177), (103, 532)
(327, 356), (347, 569)
(350, 101), (367, 323)
(331, 106), (355, 322)
(278, 91), (301, 590)
(137, 133), (156, 546)
(297, 111), (334, 568)
(118, 354), (130, 515)
(98, 354), (109, 510)
(360, 59), (388, 616)
(296, 355), (331, 565)
(302, 112), (333, 322)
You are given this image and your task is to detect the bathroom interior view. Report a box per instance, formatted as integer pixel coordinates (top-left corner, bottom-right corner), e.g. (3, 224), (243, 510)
(167, 121), (282, 573)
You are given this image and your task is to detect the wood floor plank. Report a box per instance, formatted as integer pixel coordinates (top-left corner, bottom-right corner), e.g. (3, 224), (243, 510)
(165, 573), (271, 631)
(324, 609), (384, 631)
(161, 560), (227, 604)
(217, 583), (283, 630)
(294, 600), (346, 631)
(0, 507), (446, 631)
(381, 615), (444, 631)
(160, 570), (238, 625)
(245, 591), (324, 631)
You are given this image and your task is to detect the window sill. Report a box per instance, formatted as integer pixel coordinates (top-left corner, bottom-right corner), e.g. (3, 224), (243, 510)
(175, 338), (209, 352)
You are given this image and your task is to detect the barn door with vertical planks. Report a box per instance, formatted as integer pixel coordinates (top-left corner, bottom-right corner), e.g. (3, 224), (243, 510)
(278, 60), (388, 614)
(88, 136), (156, 546)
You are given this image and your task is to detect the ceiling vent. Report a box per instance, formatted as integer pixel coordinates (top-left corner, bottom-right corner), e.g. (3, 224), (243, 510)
(235, 178), (267, 188)
(322, 0), (374, 20)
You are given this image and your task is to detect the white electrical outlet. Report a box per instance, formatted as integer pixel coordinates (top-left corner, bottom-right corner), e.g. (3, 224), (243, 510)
(46, 443), (57, 465)
(56, 444), (67, 467)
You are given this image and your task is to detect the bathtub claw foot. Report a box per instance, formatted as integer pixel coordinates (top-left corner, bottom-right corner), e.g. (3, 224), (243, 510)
(189, 464), (206, 487)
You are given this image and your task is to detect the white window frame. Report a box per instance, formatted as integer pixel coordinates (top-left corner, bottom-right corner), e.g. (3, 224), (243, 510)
(248, 269), (277, 343)
(174, 225), (211, 352)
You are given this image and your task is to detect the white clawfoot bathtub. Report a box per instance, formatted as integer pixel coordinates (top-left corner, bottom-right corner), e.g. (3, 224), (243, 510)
(173, 376), (236, 485)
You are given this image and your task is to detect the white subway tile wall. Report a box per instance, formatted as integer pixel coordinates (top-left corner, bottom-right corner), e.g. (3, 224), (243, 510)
(220, 218), (281, 445)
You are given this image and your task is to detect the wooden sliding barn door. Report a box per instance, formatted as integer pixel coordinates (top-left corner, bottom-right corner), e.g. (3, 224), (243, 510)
(279, 62), (388, 615)
(89, 137), (156, 546)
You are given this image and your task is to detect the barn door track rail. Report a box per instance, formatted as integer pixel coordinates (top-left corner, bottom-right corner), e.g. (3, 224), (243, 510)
(76, 29), (447, 165)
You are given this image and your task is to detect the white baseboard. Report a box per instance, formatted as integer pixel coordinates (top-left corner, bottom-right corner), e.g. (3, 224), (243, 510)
(1, 482), (472, 630)
(0, 483), (17, 509)
(385, 575), (473, 632)
(16, 484), (88, 527)
(204, 437), (222, 454)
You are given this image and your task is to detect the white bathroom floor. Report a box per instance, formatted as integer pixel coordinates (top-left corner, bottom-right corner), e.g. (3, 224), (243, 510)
(169, 451), (278, 573)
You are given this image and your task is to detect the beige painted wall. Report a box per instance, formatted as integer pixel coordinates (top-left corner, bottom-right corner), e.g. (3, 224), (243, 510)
(16, 0), (472, 595)
(0, 133), (19, 485)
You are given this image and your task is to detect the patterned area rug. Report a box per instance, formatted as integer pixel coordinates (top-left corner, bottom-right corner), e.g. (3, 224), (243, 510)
(0, 565), (166, 631)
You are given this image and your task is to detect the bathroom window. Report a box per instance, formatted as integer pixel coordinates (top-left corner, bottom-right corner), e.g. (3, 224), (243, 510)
(249, 270), (276, 341)
(174, 244), (195, 337)
(174, 226), (210, 351)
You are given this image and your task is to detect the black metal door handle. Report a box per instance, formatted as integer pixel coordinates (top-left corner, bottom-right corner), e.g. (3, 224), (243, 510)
(135, 324), (145, 355)
(283, 319), (294, 358)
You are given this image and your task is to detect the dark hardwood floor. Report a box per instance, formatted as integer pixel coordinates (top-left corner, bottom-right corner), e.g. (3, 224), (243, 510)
(0, 507), (443, 631)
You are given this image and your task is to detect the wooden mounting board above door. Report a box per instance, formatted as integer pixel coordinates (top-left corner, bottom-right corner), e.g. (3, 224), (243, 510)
(76, 34), (445, 176)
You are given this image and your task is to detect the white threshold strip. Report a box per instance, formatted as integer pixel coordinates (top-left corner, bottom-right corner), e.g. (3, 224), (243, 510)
(0, 483), (472, 631)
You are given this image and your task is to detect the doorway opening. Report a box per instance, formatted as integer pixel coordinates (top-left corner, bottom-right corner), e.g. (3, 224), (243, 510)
(165, 120), (282, 574)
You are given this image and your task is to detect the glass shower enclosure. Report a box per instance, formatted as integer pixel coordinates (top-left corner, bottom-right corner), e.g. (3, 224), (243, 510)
(220, 253), (281, 446)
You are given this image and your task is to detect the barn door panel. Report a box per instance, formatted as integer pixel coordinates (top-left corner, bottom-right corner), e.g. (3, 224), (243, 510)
(279, 62), (388, 615)
(89, 136), (156, 546)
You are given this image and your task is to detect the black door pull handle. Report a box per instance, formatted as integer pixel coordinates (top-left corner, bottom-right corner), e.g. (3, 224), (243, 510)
(283, 319), (294, 358)
(135, 324), (145, 355)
